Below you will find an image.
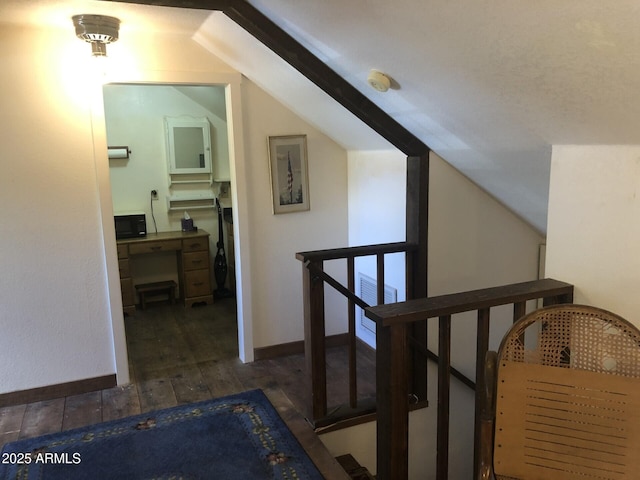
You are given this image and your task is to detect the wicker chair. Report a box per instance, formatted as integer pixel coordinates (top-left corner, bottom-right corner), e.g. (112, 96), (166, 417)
(478, 304), (640, 480)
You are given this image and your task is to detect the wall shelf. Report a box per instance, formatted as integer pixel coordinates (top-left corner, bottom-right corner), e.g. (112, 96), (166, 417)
(168, 173), (212, 187)
(166, 194), (216, 211)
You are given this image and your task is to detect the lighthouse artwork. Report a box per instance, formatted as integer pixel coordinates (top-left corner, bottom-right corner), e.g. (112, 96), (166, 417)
(268, 134), (310, 214)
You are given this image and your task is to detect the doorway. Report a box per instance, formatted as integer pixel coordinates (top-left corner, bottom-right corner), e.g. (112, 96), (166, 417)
(95, 75), (254, 388)
(103, 82), (238, 358)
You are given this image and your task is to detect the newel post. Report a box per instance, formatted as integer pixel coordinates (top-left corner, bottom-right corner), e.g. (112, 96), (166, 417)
(376, 321), (410, 480)
(302, 259), (327, 422)
(406, 153), (429, 401)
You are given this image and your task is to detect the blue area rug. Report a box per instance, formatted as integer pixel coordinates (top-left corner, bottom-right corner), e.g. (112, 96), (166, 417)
(0, 389), (324, 479)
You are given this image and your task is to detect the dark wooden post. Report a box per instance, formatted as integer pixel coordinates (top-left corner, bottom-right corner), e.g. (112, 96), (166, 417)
(543, 289), (574, 306)
(376, 152), (429, 480)
(302, 260), (327, 421)
(405, 153), (429, 401)
(473, 308), (491, 479)
(513, 301), (527, 323)
(376, 321), (410, 480)
(377, 252), (386, 303)
(347, 256), (357, 408)
(405, 154), (429, 299)
(437, 315), (452, 480)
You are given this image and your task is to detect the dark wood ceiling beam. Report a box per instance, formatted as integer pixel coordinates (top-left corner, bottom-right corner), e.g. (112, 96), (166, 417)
(102, 0), (429, 156)
(103, 0), (229, 9)
(223, 2), (428, 156)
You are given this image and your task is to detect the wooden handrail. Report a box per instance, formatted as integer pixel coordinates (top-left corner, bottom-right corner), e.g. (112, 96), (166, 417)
(368, 278), (574, 480)
(366, 278), (574, 326)
(296, 241), (418, 263)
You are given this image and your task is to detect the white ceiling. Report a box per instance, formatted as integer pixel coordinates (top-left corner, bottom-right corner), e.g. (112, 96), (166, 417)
(4, 0), (640, 233)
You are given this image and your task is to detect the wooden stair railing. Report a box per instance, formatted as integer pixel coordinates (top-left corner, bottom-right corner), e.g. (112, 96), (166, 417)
(297, 243), (574, 479)
(366, 278), (574, 480)
(296, 241), (420, 429)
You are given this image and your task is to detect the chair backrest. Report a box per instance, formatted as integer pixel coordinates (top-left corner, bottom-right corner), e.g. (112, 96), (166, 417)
(492, 304), (640, 480)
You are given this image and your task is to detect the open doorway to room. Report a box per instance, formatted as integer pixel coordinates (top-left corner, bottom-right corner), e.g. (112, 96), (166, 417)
(102, 83), (241, 390)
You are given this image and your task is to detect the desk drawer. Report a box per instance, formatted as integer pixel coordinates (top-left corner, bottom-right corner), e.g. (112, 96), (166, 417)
(118, 259), (130, 278)
(129, 240), (181, 255)
(117, 244), (129, 259)
(184, 269), (211, 298)
(183, 251), (209, 271)
(182, 237), (209, 253)
(120, 277), (134, 307)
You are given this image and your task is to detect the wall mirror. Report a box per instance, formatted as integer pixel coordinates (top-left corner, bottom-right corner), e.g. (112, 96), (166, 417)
(165, 116), (212, 174)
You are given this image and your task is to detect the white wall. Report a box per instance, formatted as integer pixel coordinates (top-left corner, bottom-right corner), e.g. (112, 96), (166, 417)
(348, 150), (408, 347)
(546, 145), (640, 324)
(428, 153), (545, 379)
(330, 149), (544, 478)
(0, 20), (349, 395)
(0, 24), (117, 393)
(241, 80), (349, 345)
(346, 149), (544, 357)
(0, 24), (241, 393)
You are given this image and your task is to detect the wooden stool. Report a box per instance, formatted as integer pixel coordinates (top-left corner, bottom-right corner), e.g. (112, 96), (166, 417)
(135, 280), (177, 310)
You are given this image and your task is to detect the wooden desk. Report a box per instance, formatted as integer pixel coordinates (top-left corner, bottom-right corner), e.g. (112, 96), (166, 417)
(116, 230), (214, 314)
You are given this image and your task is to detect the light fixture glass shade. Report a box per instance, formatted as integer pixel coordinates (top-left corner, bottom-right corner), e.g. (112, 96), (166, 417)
(72, 14), (120, 57)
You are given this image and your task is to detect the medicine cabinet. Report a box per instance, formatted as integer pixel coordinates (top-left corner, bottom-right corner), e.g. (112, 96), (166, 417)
(165, 116), (216, 210)
(165, 116), (212, 176)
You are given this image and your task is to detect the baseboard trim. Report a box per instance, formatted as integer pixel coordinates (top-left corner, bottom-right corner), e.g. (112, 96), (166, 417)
(254, 333), (350, 361)
(0, 374), (117, 408)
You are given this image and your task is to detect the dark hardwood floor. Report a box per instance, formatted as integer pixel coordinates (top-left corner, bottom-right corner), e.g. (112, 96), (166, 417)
(0, 299), (375, 478)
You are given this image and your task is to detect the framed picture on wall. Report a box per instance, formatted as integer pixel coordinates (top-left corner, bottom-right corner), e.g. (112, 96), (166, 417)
(268, 134), (310, 214)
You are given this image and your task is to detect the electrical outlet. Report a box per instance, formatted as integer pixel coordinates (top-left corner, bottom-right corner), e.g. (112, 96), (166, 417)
(151, 189), (158, 200)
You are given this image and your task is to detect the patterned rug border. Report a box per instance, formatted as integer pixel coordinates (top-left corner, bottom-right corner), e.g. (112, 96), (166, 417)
(0, 389), (323, 480)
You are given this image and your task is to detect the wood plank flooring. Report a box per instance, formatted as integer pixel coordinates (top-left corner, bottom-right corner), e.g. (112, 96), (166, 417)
(0, 299), (376, 479)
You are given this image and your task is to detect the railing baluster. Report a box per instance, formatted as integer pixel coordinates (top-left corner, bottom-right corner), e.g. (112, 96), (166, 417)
(437, 314), (452, 480)
(474, 308), (491, 479)
(302, 260), (327, 420)
(348, 256), (357, 408)
(376, 253), (385, 304)
(514, 300), (527, 354)
(513, 301), (526, 323)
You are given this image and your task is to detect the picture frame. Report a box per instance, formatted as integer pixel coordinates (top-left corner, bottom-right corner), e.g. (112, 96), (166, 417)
(268, 135), (310, 214)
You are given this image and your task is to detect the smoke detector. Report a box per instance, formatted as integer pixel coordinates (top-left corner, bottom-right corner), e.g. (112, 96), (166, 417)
(367, 70), (391, 92)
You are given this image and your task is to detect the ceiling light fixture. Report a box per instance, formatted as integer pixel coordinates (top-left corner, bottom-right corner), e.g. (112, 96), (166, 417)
(72, 14), (120, 57)
(367, 69), (391, 93)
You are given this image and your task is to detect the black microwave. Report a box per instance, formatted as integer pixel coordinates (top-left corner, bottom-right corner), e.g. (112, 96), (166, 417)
(114, 213), (147, 240)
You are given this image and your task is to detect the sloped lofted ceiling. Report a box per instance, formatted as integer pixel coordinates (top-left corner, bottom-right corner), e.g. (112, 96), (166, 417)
(4, 0), (640, 234)
(229, 0), (640, 234)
